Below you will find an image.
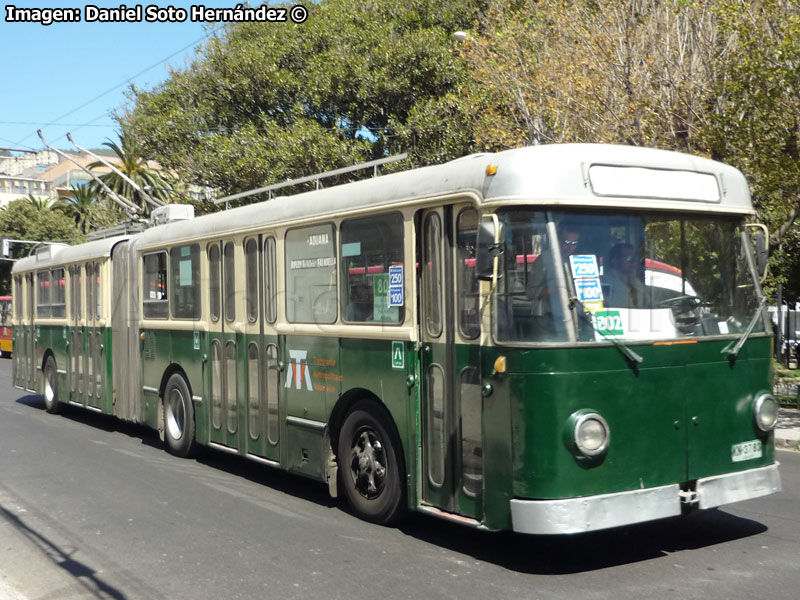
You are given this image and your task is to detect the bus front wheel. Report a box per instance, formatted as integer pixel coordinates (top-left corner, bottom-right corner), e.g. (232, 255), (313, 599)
(338, 402), (405, 524)
(42, 355), (61, 414)
(163, 374), (196, 458)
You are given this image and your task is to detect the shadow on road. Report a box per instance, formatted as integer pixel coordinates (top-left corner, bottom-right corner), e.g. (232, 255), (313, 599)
(15, 394), (162, 449)
(397, 507), (768, 574)
(0, 504), (127, 599)
(15, 392), (337, 509)
(12, 393), (770, 575)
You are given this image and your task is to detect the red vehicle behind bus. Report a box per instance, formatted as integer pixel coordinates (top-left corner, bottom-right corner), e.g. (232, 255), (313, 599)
(0, 295), (11, 357)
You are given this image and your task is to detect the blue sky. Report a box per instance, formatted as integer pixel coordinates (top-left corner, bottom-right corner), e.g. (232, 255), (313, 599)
(1, 1), (285, 153)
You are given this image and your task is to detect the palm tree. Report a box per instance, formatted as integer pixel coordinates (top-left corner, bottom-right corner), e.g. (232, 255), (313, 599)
(25, 193), (52, 211)
(89, 134), (176, 215)
(57, 184), (96, 234)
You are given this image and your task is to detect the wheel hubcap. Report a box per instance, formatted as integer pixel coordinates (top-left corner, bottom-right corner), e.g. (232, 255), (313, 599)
(44, 367), (54, 403)
(166, 388), (185, 440)
(349, 428), (387, 499)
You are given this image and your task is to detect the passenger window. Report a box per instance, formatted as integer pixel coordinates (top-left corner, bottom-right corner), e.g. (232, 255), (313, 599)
(245, 238), (259, 323)
(51, 267), (66, 318)
(285, 224), (337, 324)
(86, 263), (93, 322)
(423, 213), (443, 337)
(170, 245), (201, 319)
(75, 266), (82, 319)
(143, 251), (168, 319)
(224, 242), (236, 322)
(209, 244), (220, 322)
(68, 267), (75, 320)
(264, 237), (277, 324)
(94, 263), (101, 319)
(457, 209), (480, 339)
(36, 270), (51, 318)
(340, 213), (404, 324)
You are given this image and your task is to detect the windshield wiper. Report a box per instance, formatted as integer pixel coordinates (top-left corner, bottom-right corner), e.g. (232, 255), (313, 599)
(569, 297), (644, 366)
(721, 297), (767, 360)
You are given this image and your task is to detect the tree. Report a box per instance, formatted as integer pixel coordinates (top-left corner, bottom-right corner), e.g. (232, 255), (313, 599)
(0, 198), (79, 294)
(25, 193), (53, 211)
(458, 0), (800, 298)
(119, 0), (486, 195)
(55, 184), (96, 234)
(90, 135), (178, 215)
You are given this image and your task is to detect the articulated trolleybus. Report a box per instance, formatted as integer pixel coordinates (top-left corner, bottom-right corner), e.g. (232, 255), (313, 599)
(12, 144), (780, 534)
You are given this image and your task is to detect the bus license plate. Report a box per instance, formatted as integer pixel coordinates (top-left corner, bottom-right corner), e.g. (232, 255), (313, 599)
(731, 440), (762, 463)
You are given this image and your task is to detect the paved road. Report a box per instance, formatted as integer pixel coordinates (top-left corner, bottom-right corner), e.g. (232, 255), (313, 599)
(1, 357), (798, 600)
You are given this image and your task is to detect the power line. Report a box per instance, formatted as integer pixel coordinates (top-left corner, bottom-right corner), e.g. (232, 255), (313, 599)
(0, 120), (113, 128)
(11, 23), (225, 148)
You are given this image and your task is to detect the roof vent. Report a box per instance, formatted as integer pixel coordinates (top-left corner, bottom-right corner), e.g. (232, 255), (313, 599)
(150, 204), (195, 226)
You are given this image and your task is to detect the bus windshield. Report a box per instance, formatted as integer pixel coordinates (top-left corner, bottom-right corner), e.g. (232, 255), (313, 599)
(493, 210), (764, 344)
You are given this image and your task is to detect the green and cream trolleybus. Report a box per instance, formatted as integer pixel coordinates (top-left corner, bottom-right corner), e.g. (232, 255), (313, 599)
(11, 144), (781, 533)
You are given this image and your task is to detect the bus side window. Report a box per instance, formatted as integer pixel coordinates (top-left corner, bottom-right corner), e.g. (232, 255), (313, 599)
(51, 267), (66, 318)
(143, 251), (168, 319)
(456, 208), (480, 339)
(264, 237), (277, 323)
(37, 269), (51, 318)
(209, 244), (220, 322)
(285, 223), (337, 324)
(340, 212), (404, 324)
(245, 238), (258, 323)
(170, 245), (201, 320)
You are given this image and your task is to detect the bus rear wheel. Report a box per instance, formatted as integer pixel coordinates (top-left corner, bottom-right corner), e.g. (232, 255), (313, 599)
(42, 356), (61, 414)
(338, 402), (405, 524)
(163, 374), (196, 458)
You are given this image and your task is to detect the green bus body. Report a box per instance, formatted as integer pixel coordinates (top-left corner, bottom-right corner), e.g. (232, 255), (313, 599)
(11, 144), (780, 534)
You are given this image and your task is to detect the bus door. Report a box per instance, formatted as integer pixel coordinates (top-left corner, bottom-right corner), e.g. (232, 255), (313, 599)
(67, 266), (78, 402)
(243, 236), (281, 463)
(23, 273), (35, 390)
(208, 241), (241, 450)
(87, 262), (103, 410)
(417, 205), (484, 520)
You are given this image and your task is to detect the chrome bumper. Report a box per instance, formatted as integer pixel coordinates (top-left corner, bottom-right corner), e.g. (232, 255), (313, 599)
(696, 462), (781, 509)
(510, 463), (781, 535)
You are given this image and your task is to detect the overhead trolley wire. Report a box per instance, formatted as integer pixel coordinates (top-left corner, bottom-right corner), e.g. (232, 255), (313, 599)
(11, 23), (225, 148)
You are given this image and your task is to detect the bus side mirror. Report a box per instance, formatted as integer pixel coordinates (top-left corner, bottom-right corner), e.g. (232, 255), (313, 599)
(746, 224), (769, 282)
(476, 220), (505, 281)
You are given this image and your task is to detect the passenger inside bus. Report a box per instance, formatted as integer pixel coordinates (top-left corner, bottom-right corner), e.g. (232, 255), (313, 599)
(603, 243), (647, 308)
(346, 281), (373, 322)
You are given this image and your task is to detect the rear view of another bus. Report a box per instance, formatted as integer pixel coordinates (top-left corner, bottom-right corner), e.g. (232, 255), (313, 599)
(0, 295), (11, 357)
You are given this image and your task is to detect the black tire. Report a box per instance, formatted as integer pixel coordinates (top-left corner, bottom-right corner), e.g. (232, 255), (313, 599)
(163, 373), (196, 458)
(42, 355), (61, 414)
(338, 401), (405, 524)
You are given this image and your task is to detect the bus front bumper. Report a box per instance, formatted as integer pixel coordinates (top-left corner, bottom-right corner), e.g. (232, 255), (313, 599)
(510, 463), (781, 535)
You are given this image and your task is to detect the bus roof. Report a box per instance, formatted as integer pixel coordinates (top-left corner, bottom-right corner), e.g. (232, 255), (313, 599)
(12, 236), (129, 273)
(12, 144), (754, 266)
(135, 144), (752, 250)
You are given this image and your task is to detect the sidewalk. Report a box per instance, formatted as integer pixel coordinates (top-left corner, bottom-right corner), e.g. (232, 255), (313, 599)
(777, 407), (800, 450)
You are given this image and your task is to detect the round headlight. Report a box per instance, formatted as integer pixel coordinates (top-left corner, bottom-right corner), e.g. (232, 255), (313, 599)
(753, 393), (778, 433)
(573, 412), (610, 457)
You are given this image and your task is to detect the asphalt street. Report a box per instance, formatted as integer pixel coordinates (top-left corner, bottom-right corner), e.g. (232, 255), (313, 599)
(1, 357), (798, 600)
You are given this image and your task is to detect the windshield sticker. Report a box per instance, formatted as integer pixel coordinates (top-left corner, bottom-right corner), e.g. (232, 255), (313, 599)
(592, 310), (624, 337)
(388, 265), (403, 307)
(372, 273), (399, 321)
(570, 254), (600, 279)
(575, 277), (604, 304)
(342, 242), (361, 257)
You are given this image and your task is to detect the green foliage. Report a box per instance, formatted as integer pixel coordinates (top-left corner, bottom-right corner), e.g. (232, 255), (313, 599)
(0, 198), (79, 293)
(120, 0), (485, 194)
(459, 0), (800, 301)
(90, 135), (179, 215)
